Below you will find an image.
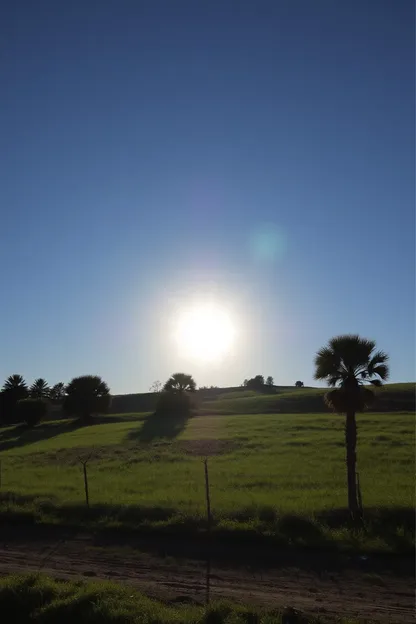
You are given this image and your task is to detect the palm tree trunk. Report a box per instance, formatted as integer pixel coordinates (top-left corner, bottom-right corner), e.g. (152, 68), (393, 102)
(345, 410), (359, 518)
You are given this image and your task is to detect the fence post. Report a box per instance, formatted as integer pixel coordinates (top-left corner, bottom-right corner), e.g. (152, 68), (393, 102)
(203, 458), (212, 606)
(83, 462), (90, 508)
(356, 471), (363, 521)
(203, 458), (212, 531)
(78, 453), (93, 509)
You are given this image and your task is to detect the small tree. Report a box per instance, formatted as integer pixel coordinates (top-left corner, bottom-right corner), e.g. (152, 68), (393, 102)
(295, 380), (304, 388)
(314, 334), (389, 519)
(49, 382), (66, 403)
(157, 373), (196, 417)
(149, 380), (162, 393)
(30, 378), (50, 399)
(17, 398), (48, 427)
(163, 373), (196, 394)
(266, 376), (274, 387)
(246, 375), (265, 391)
(63, 375), (111, 424)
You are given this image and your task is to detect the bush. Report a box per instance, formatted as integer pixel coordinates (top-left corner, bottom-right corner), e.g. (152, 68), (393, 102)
(63, 375), (111, 424)
(155, 391), (193, 416)
(16, 398), (48, 427)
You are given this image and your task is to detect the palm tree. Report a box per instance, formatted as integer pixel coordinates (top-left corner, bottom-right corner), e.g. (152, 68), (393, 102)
(163, 373), (196, 393)
(2, 374), (29, 402)
(0, 374), (29, 424)
(2, 374), (28, 393)
(30, 378), (50, 399)
(314, 334), (389, 518)
(49, 382), (66, 402)
(63, 375), (111, 423)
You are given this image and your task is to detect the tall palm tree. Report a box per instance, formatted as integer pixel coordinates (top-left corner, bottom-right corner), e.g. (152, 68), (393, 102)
(163, 373), (196, 394)
(30, 378), (50, 399)
(314, 335), (389, 518)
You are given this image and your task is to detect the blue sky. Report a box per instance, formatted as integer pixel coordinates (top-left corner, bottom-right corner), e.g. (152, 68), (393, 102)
(1, 0), (414, 393)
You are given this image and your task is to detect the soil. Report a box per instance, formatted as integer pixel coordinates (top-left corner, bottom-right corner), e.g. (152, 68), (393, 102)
(0, 526), (414, 622)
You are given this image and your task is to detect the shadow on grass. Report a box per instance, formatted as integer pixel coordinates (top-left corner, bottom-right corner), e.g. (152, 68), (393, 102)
(125, 394), (193, 443)
(126, 411), (190, 443)
(0, 420), (81, 453)
(0, 493), (413, 573)
(317, 506), (415, 554)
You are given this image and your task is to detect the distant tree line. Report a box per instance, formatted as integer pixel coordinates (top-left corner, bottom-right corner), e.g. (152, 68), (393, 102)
(242, 376), (305, 390)
(0, 374), (111, 427)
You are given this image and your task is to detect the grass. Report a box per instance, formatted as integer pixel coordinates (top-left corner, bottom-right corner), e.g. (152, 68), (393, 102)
(0, 573), (376, 623)
(202, 383), (416, 414)
(110, 383), (415, 415)
(0, 411), (414, 553)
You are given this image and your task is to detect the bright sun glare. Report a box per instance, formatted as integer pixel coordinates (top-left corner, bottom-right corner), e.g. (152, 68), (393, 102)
(174, 302), (236, 362)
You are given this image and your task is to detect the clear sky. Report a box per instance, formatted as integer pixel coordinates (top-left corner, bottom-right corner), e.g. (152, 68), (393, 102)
(1, 0), (414, 394)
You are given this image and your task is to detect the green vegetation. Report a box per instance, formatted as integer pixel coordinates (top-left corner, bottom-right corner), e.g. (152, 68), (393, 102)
(63, 375), (111, 424)
(16, 398), (48, 428)
(110, 383), (415, 415)
(0, 410), (413, 552)
(30, 378), (50, 399)
(163, 372), (196, 393)
(0, 573), (365, 623)
(0, 337), (413, 561)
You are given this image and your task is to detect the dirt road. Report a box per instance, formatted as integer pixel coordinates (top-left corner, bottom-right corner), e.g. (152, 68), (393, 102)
(0, 527), (413, 622)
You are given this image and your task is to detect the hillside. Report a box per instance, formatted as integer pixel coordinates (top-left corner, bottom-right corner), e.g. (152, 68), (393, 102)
(110, 382), (415, 414)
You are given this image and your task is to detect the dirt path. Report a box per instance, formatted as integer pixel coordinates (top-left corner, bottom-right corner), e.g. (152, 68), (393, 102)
(0, 528), (413, 623)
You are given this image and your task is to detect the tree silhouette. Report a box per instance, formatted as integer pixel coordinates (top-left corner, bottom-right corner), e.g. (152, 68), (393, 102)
(163, 373), (196, 394)
(30, 378), (50, 399)
(49, 382), (66, 402)
(17, 398), (48, 427)
(314, 334), (389, 519)
(246, 375), (265, 391)
(149, 380), (162, 393)
(266, 376), (274, 387)
(63, 375), (111, 424)
(295, 380), (304, 388)
(0, 375), (29, 424)
(2, 374), (28, 394)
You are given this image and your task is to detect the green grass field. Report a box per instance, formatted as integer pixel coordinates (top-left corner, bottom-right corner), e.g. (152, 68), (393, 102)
(109, 383), (415, 415)
(0, 408), (413, 552)
(0, 573), (369, 623)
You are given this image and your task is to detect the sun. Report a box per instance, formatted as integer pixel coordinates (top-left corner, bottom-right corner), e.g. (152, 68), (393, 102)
(174, 302), (236, 362)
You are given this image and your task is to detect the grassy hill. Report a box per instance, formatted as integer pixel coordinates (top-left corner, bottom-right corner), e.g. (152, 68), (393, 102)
(0, 409), (413, 553)
(110, 382), (415, 415)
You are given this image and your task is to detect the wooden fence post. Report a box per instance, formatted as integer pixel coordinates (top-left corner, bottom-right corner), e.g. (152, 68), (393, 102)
(203, 458), (212, 531)
(77, 453), (93, 509)
(83, 462), (89, 508)
(203, 458), (212, 606)
(356, 471), (363, 521)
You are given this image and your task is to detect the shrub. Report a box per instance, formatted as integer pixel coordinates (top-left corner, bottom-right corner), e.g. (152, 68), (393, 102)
(155, 390), (192, 416)
(63, 375), (111, 424)
(16, 398), (48, 427)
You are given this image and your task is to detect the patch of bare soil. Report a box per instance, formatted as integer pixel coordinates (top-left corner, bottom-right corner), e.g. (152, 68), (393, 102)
(0, 528), (413, 622)
(177, 439), (235, 456)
